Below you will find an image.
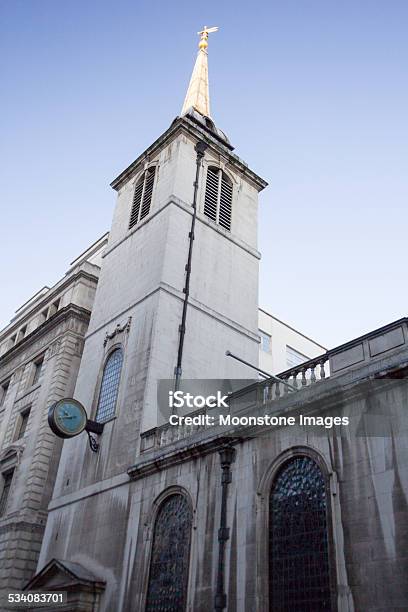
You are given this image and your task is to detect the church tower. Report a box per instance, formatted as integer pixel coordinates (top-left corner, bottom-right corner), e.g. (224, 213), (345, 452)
(44, 28), (267, 500)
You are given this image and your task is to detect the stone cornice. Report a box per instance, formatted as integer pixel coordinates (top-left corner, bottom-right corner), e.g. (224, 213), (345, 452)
(0, 267), (99, 343)
(128, 435), (241, 481)
(0, 304), (91, 369)
(0, 519), (46, 535)
(103, 196), (261, 262)
(83, 281), (259, 345)
(110, 116), (268, 192)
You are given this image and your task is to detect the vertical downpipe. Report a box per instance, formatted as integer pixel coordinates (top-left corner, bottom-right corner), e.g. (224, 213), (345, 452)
(174, 140), (208, 392)
(215, 445), (236, 611)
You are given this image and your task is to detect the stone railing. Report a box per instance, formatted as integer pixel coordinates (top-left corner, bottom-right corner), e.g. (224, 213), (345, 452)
(140, 317), (408, 453)
(140, 352), (330, 453)
(258, 353), (330, 403)
(140, 407), (212, 453)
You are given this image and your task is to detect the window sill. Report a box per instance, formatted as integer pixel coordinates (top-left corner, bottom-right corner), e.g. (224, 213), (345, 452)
(95, 415), (117, 427)
(16, 383), (41, 403)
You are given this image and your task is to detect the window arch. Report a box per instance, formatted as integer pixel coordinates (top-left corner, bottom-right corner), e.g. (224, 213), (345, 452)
(145, 493), (192, 611)
(129, 166), (156, 229)
(95, 348), (123, 423)
(269, 455), (334, 611)
(204, 166), (232, 231)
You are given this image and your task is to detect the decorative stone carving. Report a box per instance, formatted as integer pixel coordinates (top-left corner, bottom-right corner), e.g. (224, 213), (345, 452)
(103, 317), (132, 347)
(0, 443), (25, 467)
(47, 339), (61, 359)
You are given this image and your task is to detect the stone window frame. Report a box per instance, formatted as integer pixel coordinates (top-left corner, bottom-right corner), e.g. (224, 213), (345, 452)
(0, 467), (15, 517)
(139, 486), (196, 612)
(201, 161), (235, 233)
(13, 405), (32, 442)
(91, 343), (125, 424)
(0, 378), (11, 409)
(259, 330), (272, 353)
(0, 449), (20, 518)
(26, 353), (45, 390)
(128, 162), (159, 231)
(256, 446), (343, 612)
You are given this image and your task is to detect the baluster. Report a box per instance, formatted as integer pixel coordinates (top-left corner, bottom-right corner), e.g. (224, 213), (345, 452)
(275, 380), (281, 399)
(310, 363), (316, 384)
(301, 368), (307, 387)
(319, 358), (326, 379)
(283, 375), (290, 395)
(292, 370), (298, 389)
(160, 429), (167, 447)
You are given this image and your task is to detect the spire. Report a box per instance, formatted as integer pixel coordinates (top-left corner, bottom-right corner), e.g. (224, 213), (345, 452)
(181, 26), (218, 118)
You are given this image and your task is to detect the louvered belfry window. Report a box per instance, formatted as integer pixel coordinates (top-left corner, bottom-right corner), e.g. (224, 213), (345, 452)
(204, 166), (232, 231)
(129, 166), (156, 229)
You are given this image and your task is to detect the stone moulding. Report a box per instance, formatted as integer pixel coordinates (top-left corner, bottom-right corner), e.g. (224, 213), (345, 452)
(24, 558), (106, 605)
(128, 435), (242, 481)
(110, 116), (268, 193)
(0, 304), (92, 369)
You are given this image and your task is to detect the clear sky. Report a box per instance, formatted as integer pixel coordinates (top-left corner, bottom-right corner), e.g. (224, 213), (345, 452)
(1, 0), (407, 348)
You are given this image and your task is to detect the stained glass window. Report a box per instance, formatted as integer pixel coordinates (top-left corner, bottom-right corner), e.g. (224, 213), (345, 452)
(95, 348), (123, 423)
(145, 494), (192, 612)
(269, 455), (333, 612)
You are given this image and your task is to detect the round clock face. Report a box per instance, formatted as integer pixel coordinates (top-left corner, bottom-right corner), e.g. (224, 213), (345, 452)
(48, 398), (88, 439)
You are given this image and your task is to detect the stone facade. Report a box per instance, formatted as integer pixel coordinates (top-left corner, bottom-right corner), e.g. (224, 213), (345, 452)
(31, 318), (408, 612)
(0, 235), (108, 595)
(22, 103), (408, 612)
(2, 65), (407, 611)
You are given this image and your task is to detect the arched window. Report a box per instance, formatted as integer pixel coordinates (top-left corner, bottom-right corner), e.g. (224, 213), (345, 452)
(145, 494), (192, 611)
(269, 456), (334, 611)
(204, 166), (232, 231)
(95, 348), (123, 423)
(129, 166), (156, 229)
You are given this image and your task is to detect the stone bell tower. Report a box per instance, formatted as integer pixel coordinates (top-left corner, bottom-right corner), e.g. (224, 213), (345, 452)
(46, 28), (267, 499)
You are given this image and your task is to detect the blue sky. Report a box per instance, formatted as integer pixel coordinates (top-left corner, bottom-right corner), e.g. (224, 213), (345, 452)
(1, 0), (407, 347)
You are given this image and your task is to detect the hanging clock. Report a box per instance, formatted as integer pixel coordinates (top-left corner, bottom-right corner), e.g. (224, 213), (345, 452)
(48, 398), (88, 439)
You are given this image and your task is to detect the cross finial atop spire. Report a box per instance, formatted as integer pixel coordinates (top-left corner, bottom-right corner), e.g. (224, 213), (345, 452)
(197, 25), (219, 50)
(181, 26), (219, 118)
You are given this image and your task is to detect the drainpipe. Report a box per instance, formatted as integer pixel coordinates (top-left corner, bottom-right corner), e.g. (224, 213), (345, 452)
(215, 445), (236, 611)
(174, 140), (208, 392)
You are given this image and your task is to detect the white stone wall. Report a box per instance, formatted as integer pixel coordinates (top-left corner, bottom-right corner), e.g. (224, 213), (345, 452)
(36, 335), (408, 612)
(258, 308), (326, 375)
(73, 127), (263, 440)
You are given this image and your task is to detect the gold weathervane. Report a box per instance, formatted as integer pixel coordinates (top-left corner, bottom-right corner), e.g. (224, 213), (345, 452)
(198, 26), (218, 51)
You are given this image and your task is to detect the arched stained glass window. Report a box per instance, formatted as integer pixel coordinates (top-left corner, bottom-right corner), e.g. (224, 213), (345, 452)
(269, 455), (333, 612)
(95, 348), (123, 423)
(145, 494), (192, 612)
(204, 166), (232, 231)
